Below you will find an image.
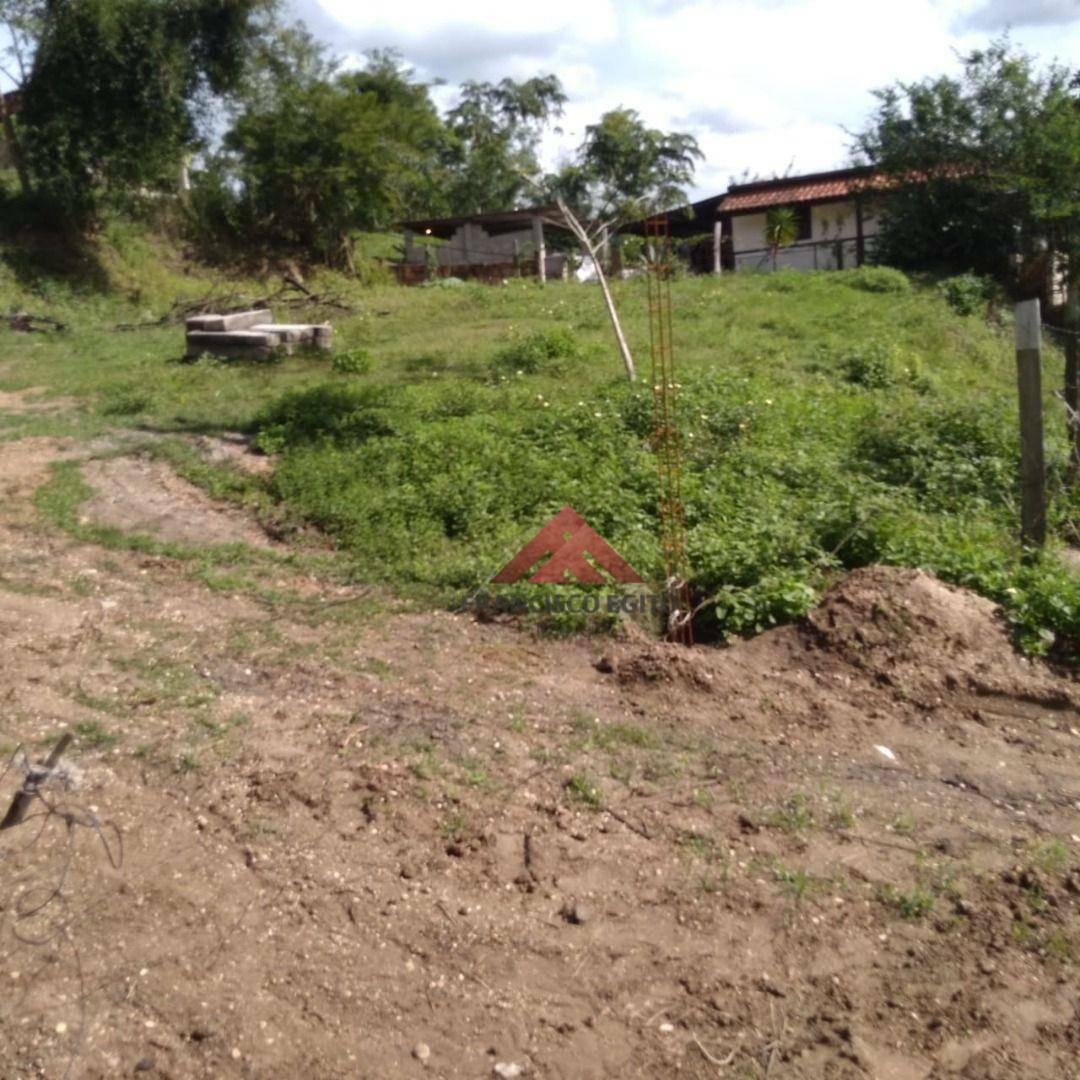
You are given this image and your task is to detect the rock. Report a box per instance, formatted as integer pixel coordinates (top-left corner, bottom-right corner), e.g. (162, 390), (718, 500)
(979, 958), (997, 976)
(594, 655), (616, 674)
(134, 1059), (155, 1073)
(561, 901), (589, 925)
(493, 1064), (523, 1079)
(412, 1042), (431, 1064)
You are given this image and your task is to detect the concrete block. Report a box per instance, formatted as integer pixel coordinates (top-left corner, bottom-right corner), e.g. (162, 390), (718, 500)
(185, 330), (276, 360)
(186, 309), (273, 333)
(251, 323), (311, 344)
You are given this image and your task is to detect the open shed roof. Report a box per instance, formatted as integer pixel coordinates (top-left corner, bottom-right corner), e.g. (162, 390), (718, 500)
(397, 206), (572, 240)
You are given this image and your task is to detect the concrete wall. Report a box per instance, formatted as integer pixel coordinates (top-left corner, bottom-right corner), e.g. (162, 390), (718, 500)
(404, 221), (567, 279)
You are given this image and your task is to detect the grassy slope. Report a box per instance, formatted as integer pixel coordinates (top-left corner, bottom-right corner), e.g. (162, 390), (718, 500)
(0, 225), (1077, 654)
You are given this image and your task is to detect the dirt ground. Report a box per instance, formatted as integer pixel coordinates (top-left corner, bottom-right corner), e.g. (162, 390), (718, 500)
(1, 414), (1079, 1079)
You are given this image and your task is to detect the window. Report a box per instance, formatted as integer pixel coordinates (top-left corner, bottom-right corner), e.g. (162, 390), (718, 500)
(794, 204), (812, 241)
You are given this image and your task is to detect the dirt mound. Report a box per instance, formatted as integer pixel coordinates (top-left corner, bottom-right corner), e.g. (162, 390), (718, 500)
(801, 566), (1073, 703)
(607, 642), (716, 690)
(82, 456), (278, 550)
(806, 565), (1007, 663)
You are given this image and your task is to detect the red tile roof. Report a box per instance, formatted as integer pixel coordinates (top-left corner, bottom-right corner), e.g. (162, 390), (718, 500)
(719, 171), (888, 213)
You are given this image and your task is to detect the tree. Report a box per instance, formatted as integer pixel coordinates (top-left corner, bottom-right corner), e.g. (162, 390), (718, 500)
(444, 75), (565, 213)
(10, 0), (277, 221)
(856, 39), (1080, 474)
(561, 108), (702, 223)
(543, 108), (702, 382)
(764, 206), (797, 271)
(213, 42), (447, 266)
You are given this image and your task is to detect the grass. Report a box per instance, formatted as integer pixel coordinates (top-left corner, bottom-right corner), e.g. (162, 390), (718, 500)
(2, 224), (1077, 652)
(566, 772), (603, 809)
(881, 885), (936, 920)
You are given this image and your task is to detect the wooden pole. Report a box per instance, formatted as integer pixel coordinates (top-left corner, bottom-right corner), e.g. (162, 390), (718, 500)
(1015, 299), (1047, 547)
(1064, 276), (1080, 482)
(531, 215), (546, 284)
(712, 219), (722, 275)
(554, 199), (635, 382)
(854, 197), (865, 267)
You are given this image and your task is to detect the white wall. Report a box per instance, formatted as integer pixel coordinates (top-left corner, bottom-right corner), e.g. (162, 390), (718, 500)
(729, 199), (880, 272)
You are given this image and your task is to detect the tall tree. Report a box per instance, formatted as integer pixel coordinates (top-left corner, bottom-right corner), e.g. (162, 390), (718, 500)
(215, 42), (447, 266)
(856, 39), (1080, 474)
(9, 0), (277, 220)
(444, 74), (565, 213)
(560, 108), (702, 223)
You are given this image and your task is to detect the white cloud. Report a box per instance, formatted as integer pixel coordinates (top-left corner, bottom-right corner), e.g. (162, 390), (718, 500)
(958, 0), (1080, 31)
(295, 0), (1078, 200)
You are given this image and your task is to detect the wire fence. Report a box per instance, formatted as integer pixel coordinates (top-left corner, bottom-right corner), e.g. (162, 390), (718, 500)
(1, 733), (122, 1080)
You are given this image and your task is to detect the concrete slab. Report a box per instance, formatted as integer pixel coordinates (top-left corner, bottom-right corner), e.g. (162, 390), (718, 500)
(186, 309), (273, 333)
(186, 330), (277, 360)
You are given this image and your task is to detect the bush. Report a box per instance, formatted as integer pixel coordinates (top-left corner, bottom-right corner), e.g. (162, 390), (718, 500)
(836, 266), (911, 293)
(840, 343), (893, 389)
(491, 326), (580, 375)
(331, 348), (373, 375)
(938, 273), (994, 316)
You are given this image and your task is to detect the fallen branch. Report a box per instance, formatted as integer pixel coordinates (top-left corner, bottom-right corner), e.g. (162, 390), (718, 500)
(113, 279), (353, 332)
(8, 311), (67, 333)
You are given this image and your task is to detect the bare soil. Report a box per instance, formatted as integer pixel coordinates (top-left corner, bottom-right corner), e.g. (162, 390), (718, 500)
(80, 456), (280, 551)
(0, 424), (1078, 1080)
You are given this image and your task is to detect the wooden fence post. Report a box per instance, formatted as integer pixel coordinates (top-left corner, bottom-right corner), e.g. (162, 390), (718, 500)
(1015, 299), (1047, 547)
(531, 215), (546, 284)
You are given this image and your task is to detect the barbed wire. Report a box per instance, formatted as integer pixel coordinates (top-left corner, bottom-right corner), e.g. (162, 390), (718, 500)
(0, 732), (122, 1080)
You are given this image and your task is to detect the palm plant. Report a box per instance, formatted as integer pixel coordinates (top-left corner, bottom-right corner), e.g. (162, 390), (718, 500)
(765, 206), (799, 271)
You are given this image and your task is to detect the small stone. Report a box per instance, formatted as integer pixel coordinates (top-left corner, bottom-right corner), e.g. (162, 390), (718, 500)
(134, 1060), (154, 1074)
(979, 958), (997, 976)
(561, 901), (589, 925)
(659, 1022), (675, 1033)
(413, 1043), (431, 1064)
(493, 1064), (523, 1079)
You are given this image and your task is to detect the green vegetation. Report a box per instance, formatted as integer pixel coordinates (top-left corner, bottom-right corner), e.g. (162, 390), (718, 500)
(881, 884), (935, 920)
(0, 233), (1077, 655)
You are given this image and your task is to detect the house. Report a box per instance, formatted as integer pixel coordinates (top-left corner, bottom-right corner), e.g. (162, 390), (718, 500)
(395, 207), (571, 285)
(716, 165), (887, 272)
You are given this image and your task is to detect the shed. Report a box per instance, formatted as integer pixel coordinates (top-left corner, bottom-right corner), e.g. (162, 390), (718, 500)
(395, 207), (573, 285)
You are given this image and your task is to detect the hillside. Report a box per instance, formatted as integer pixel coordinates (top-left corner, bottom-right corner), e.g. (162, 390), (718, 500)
(0, 228), (1077, 652)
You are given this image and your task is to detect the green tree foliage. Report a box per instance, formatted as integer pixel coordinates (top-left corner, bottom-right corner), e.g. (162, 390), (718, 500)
(549, 107), (702, 222)
(206, 42), (447, 264)
(443, 75), (566, 213)
(856, 40), (1080, 284)
(12, 0), (276, 222)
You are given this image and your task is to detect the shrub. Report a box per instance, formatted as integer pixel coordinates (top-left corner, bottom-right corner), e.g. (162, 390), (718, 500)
(491, 326), (580, 375)
(840, 343), (893, 389)
(331, 348), (373, 375)
(253, 384), (394, 453)
(836, 266), (911, 293)
(938, 273), (994, 316)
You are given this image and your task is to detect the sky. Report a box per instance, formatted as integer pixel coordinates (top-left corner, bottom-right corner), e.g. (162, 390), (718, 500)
(291, 0), (1080, 200)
